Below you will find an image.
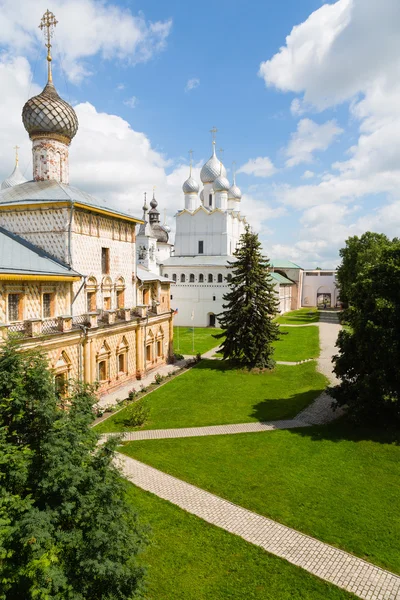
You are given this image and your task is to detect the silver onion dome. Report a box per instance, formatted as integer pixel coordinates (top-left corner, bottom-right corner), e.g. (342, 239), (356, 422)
(200, 189), (204, 203)
(213, 174), (230, 192)
(228, 183), (242, 200)
(1, 164), (27, 190)
(200, 145), (227, 183)
(22, 81), (78, 142)
(182, 175), (199, 194)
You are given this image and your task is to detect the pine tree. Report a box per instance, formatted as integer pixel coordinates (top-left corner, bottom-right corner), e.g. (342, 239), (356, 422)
(215, 226), (280, 369)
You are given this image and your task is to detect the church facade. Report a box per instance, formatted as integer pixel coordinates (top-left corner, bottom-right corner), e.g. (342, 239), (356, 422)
(0, 12), (173, 398)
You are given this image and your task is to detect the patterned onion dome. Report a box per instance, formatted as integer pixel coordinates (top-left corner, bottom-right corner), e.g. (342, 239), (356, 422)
(22, 81), (78, 142)
(228, 183), (242, 200)
(151, 223), (169, 243)
(213, 174), (230, 192)
(1, 164), (27, 190)
(182, 175), (199, 194)
(200, 145), (227, 183)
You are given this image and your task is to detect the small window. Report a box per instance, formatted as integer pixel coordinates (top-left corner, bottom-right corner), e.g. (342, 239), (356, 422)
(226, 273), (232, 282)
(87, 291), (96, 312)
(98, 360), (108, 382)
(198, 241), (204, 254)
(104, 297), (111, 311)
(101, 248), (110, 274)
(189, 273), (195, 282)
(170, 295), (173, 300)
(8, 294), (20, 322)
(43, 293), (53, 319)
(181, 274), (186, 283)
(118, 353), (126, 374)
(217, 274), (223, 283)
(209, 194), (212, 207)
(54, 373), (68, 399)
(157, 340), (162, 357)
(164, 273), (168, 279)
(213, 296), (216, 301)
(146, 345), (152, 362)
(172, 273), (177, 282)
(199, 274), (204, 283)
(208, 274), (213, 283)
(116, 289), (125, 308)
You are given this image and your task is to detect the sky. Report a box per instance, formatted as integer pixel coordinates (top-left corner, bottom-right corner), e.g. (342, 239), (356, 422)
(0, 0), (399, 268)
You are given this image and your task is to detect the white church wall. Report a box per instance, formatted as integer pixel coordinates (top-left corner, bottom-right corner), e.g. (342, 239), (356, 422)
(301, 270), (338, 307)
(174, 210), (229, 256)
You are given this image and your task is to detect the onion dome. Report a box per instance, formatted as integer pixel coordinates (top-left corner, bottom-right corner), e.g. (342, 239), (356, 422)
(200, 144), (227, 183)
(228, 171), (242, 200)
(213, 174), (230, 192)
(182, 175), (199, 194)
(22, 81), (78, 144)
(151, 223), (169, 243)
(200, 189), (204, 203)
(1, 163), (27, 190)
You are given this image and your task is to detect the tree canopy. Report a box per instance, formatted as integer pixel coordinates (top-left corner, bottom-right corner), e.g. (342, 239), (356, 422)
(331, 233), (400, 425)
(215, 226), (280, 369)
(0, 343), (146, 599)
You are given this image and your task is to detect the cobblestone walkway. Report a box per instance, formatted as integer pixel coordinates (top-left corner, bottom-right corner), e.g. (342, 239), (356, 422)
(118, 453), (400, 600)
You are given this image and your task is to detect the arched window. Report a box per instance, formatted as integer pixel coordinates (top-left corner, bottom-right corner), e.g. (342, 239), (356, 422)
(172, 274), (177, 282)
(85, 276), (98, 312)
(115, 276), (125, 308)
(227, 273), (232, 282)
(199, 274), (204, 283)
(217, 274), (223, 283)
(209, 194), (212, 207)
(208, 274), (213, 283)
(163, 273), (168, 279)
(189, 273), (195, 282)
(181, 274), (186, 283)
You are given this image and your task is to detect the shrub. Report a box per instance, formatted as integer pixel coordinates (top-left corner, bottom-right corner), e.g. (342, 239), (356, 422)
(196, 353), (202, 363)
(154, 372), (163, 385)
(174, 353), (184, 361)
(122, 399), (150, 428)
(128, 389), (137, 401)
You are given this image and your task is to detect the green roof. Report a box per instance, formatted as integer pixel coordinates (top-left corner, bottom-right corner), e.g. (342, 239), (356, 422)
(270, 259), (302, 269)
(269, 272), (293, 285)
(0, 227), (81, 278)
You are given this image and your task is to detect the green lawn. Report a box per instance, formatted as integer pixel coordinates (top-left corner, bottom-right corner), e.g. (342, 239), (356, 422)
(174, 327), (221, 355)
(95, 360), (327, 433)
(125, 482), (354, 599)
(276, 308), (319, 324)
(274, 325), (319, 361)
(122, 423), (400, 574)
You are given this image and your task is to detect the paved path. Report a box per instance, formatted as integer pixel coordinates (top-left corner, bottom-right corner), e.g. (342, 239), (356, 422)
(118, 453), (400, 600)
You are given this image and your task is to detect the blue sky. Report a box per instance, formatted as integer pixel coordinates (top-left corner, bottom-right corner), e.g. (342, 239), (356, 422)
(0, 0), (399, 268)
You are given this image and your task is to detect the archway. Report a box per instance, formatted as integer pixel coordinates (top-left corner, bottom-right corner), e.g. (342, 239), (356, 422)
(209, 313), (216, 327)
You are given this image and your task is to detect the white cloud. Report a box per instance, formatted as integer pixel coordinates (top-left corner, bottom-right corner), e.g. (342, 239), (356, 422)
(123, 96), (138, 109)
(185, 78), (200, 92)
(301, 170), (315, 179)
(117, 83), (125, 91)
(0, 0), (172, 83)
(285, 118), (343, 167)
(238, 157), (276, 178)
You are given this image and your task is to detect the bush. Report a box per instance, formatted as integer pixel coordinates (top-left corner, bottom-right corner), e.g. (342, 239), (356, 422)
(122, 399), (150, 428)
(128, 389), (137, 401)
(174, 353), (184, 361)
(196, 353), (202, 363)
(154, 373), (163, 385)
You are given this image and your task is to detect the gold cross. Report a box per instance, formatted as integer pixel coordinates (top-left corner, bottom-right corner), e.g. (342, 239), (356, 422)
(209, 126), (218, 143)
(39, 10), (58, 83)
(14, 145), (20, 166)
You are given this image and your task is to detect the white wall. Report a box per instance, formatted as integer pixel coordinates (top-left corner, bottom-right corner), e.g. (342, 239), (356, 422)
(301, 271), (338, 307)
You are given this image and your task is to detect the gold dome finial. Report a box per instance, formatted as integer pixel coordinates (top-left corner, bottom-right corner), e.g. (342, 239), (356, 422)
(14, 145), (20, 167)
(39, 9), (58, 83)
(209, 126), (218, 151)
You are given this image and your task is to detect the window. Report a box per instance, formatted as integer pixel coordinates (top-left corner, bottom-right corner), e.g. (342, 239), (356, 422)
(98, 360), (108, 382)
(116, 289), (125, 308)
(227, 273), (232, 282)
(198, 241), (204, 254)
(180, 274), (186, 283)
(164, 273), (168, 279)
(157, 340), (162, 357)
(118, 353), (126, 374)
(213, 295), (216, 301)
(172, 273), (177, 282)
(189, 273), (195, 282)
(87, 291), (96, 312)
(143, 289), (150, 305)
(54, 373), (68, 399)
(170, 294), (173, 300)
(305, 272), (318, 276)
(101, 247), (110, 274)
(8, 294), (20, 322)
(42, 293), (53, 319)
(209, 194), (212, 207)
(146, 345), (152, 362)
(103, 296), (111, 310)
(217, 274), (223, 283)
(199, 273), (204, 283)
(320, 272), (334, 276)
(208, 274), (213, 283)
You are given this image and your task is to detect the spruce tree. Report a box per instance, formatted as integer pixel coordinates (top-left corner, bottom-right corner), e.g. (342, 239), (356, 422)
(215, 226), (280, 369)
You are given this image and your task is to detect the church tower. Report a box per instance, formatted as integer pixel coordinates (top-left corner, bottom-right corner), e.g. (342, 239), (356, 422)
(22, 10), (78, 184)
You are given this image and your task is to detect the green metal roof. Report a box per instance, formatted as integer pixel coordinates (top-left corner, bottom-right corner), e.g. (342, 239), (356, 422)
(270, 271), (294, 285)
(270, 259), (302, 269)
(0, 226), (81, 278)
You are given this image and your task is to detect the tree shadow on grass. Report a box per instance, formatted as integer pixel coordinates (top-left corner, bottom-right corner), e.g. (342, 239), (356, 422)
(250, 389), (326, 423)
(286, 416), (400, 446)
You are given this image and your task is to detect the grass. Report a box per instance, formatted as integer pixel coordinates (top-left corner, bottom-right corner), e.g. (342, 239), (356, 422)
(276, 308), (319, 324)
(274, 325), (319, 361)
(95, 360), (327, 433)
(125, 481), (354, 599)
(174, 326), (221, 355)
(122, 423), (400, 574)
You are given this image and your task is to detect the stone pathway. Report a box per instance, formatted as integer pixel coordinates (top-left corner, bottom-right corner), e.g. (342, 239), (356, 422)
(118, 453), (400, 600)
